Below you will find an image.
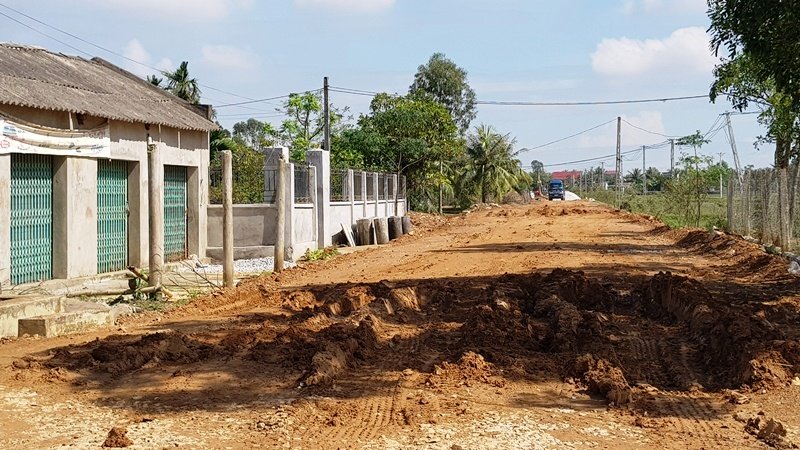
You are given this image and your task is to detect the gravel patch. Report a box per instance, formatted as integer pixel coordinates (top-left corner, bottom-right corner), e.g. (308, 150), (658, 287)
(179, 257), (295, 274)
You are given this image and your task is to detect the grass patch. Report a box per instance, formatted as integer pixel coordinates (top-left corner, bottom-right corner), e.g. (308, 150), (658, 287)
(582, 190), (728, 230)
(303, 246), (340, 262)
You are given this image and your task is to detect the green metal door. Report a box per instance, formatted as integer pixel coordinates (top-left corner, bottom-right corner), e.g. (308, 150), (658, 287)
(97, 160), (128, 273)
(10, 154), (53, 284)
(164, 165), (188, 262)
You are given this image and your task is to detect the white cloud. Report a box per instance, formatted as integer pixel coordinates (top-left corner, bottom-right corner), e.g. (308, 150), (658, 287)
(621, 0), (705, 15)
(201, 45), (255, 70)
(82, 0), (252, 21)
(121, 39), (172, 77)
(294, 0), (395, 13)
(591, 27), (717, 77)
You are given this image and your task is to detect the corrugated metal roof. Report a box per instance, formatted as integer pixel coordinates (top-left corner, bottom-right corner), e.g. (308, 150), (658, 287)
(0, 43), (217, 132)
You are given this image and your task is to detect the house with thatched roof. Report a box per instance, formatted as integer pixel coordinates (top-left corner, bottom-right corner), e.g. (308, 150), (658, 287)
(0, 43), (217, 286)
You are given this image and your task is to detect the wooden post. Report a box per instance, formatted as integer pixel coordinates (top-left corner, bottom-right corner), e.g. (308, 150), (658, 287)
(374, 217), (390, 244)
(147, 137), (163, 292)
(356, 218), (372, 246)
(222, 151), (234, 287)
(275, 155), (286, 272)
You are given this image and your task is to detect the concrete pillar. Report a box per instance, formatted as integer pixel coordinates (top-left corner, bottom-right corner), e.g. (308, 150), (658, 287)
(347, 169), (355, 226)
(392, 174), (398, 217)
(127, 159), (148, 268)
(308, 165), (319, 246)
(264, 147), (289, 203)
(361, 171), (368, 218)
(53, 156), (98, 279)
(187, 146), (208, 260)
(373, 172), (379, 217)
(384, 174), (390, 217)
(0, 155), (10, 287)
(285, 162), (295, 261)
(307, 149), (331, 247)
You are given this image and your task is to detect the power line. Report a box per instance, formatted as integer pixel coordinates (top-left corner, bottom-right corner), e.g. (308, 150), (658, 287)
(519, 119), (617, 152)
(477, 94), (709, 107)
(544, 147), (643, 168)
(215, 90), (320, 108)
(621, 119), (676, 138)
(0, 2), (260, 102)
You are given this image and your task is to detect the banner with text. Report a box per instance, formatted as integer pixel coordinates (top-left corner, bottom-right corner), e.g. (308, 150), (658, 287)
(0, 117), (111, 157)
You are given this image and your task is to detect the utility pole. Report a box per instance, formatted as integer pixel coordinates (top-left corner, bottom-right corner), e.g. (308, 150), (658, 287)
(615, 117), (622, 206)
(669, 139), (675, 178)
(724, 112), (743, 186)
(642, 145), (647, 195)
(323, 77), (331, 152)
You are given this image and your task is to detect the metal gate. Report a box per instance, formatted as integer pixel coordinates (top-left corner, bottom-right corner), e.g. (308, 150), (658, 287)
(97, 160), (128, 273)
(10, 154), (53, 284)
(164, 165), (187, 262)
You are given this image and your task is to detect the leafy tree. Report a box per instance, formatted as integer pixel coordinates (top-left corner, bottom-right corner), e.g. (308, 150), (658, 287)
(271, 92), (349, 161)
(410, 53), (477, 135)
(529, 160), (550, 191)
(162, 61), (201, 104)
(210, 127), (236, 161)
(457, 125), (530, 204)
(708, 0), (800, 111)
(646, 167), (665, 192)
(232, 118), (276, 150)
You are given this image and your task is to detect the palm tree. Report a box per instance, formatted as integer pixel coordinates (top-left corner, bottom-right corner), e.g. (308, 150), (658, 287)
(146, 74), (163, 87)
(162, 61), (201, 104)
(457, 125), (528, 204)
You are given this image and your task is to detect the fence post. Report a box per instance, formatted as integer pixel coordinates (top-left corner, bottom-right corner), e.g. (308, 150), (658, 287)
(222, 150), (234, 287)
(392, 174), (398, 217)
(147, 138), (164, 293)
(373, 172), (379, 217)
(361, 171), (368, 218)
(744, 171), (752, 237)
(761, 172), (771, 244)
(727, 177), (735, 233)
(778, 167), (790, 251)
(384, 174), (390, 217)
(309, 165), (319, 248)
(347, 169), (355, 227)
(275, 155), (286, 272)
(307, 149), (331, 248)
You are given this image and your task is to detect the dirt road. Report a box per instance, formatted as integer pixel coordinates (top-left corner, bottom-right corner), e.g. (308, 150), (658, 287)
(1, 201), (799, 449)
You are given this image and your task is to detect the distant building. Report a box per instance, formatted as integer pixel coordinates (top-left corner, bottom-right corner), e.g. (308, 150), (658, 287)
(0, 43), (217, 286)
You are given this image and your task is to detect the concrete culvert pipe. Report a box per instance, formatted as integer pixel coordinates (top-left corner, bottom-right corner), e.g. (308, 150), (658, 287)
(374, 217), (390, 244)
(388, 216), (403, 240)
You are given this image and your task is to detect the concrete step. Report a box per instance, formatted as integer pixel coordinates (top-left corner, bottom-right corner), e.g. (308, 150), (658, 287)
(206, 245), (274, 263)
(18, 300), (112, 338)
(0, 295), (63, 338)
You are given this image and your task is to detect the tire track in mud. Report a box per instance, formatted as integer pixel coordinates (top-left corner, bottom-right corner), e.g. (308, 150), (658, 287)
(302, 371), (405, 446)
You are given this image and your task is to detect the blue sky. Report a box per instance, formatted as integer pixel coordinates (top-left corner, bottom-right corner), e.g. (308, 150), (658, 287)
(0, 0), (775, 172)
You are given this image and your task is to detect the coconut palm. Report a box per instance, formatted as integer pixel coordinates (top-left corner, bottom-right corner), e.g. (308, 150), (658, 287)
(146, 74), (163, 87)
(457, 125), (529, 204)
(162, 61), (201, 104)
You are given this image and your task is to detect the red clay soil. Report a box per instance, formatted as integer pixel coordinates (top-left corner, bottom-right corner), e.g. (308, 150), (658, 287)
(1, 201), (799, 449)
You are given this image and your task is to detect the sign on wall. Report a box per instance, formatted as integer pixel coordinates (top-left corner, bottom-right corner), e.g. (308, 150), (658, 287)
(0, 116), (111, 158)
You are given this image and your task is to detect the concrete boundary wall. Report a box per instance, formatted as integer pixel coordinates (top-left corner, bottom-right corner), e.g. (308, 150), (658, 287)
(206, 148), (407, 263)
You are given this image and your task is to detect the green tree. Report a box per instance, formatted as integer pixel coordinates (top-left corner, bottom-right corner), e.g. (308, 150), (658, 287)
(232, 118), (276, 150)
(625, 168), (644, 192)
(457, 125), (529, 204)
(272, 92), (349, 161)
(646, 167), (665, 192)
(162, 61), (201, 104)
(410, 53), (477, 135)
(708, 0), (800, 111)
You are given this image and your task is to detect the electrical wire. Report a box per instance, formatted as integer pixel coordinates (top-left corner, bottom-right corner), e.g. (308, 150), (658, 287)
(476, 94), (709, 107)
(215, 90), (321, 108)
(0, 2), (263, 103)
(621, 119), (676, 138)
(519, 119), (617, 152)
